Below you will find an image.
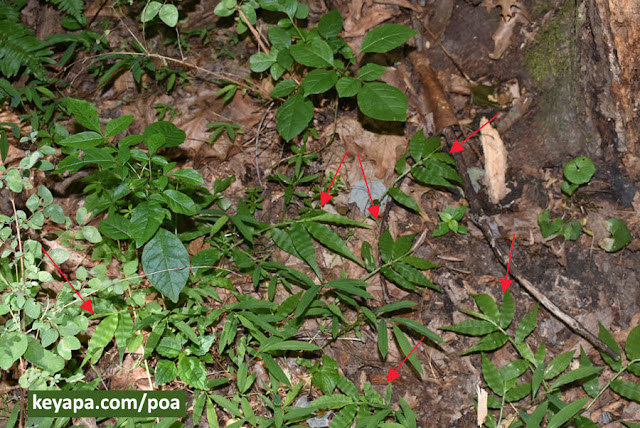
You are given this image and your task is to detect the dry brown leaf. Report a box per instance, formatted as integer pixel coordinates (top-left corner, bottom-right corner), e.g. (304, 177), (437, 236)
(485, 0), (529, 59)
(343, 5), (396, 39)
(476, 385), (488, 426)
(336, 117), (406, 179)
(479, 116), (510, 203)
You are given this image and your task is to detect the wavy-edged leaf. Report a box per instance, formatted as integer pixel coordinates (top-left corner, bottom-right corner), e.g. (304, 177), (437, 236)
(611, 380), (640, 403)
(307, 394), (354, 410)
(472, 294), (500, 322)
(0, 332), (28, 370)
(276, 93), (314, 142)
(260, 340), (321, 354)
(551, 366), (603, 391)
(357, 82), (407, 121)
(67, 98), (100, 132)
(330, 404), (357, 428)
(289, 39), (334, 68)
(481, 353), (504, 396)
(378, 318), (388, 359)
(115, 311), (133, 363)
(388, 188), (420, 212)
(499, 290), (515, 329)
(626, 325), (640, 361)
(376, 301), (417, 315)
(296, 284), (322, 317)
(58, 131), (104, 149)
(301, 69), (338, 95)
(598, 322), (622, 371)
(129, 201), (165, 247)
(381, 267), (419, 292)
(379, 229), (394, 263)
(163, 189), (197, 215)
(392, 262), (440, 291)
(326, 279), (372, 299)
(399, 255), (437, 270)
(544, 351), (575, 380)
(142, 228), (190, 303)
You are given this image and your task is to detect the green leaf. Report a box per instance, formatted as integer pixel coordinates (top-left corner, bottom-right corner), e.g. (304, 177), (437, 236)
(388, 188), (420, 212)
(270, 79), (298, 98)
(261, 353), (291, 386)
(163, 189), (197, 215)
(599, 218), (632, 253)
(260, 340), (321, 353)
(481, 353), (504, 395)
(24, 339), (65, 373)
(296, 284), (322, 317)
(381, 267), (419, 292)
(499, 290), (515, 329)
(547, 398), (589, 428)
(378, 319), (388, 359)
(159, 4), (179, 27)
(500, 359), (529, 381)
(250, 52), (276, 73)
(336, 77), (361, 97)
(303, 212), (369, 227)
(301, 69), (338, 95)
(357, 82), (407, 121)
(155, 359), (178, 386)
(358, 63), (386, 81)
(379, 229), (394, 263)
(551, 366), (603, 391)
(531, 363), (544, 399)
(105, 115), (134, 137)
(376, 301), (417, 315)
(268, 25), (291, 49)
(83, 314), (118, 366)
(305, 222), (362, 266)
(564, 156), (595, 185)
(129, 201), (164, 247)
(626, 325), (640, 361)
(307, 394), (354, 410)
(392, 262), (440, 291)
(58, 131), (104, 149)
(598, 322), (622, 371)
(81, 225), (102, 243)
(326, 279), (373, 299)
(67, 98), (101, 132)
(544, 351), (575, 380)
(515, 304), (538, 343)
(141, 1), (162, 22)
(318, 9), (343, 38)
(115, 311), (133, 363)
(391, 324), (423, 376)
(392, 317), (445, 344)
(361, 241), (376, 271)
(331, 404), (357, 428)
(409, 131), (440, 161)
(289, 223), (322, 280)
(611, 380), (640, 403)
(399, 256), (437, 270)
(170, 169), (204, 186)
(178, 356), (208, 390)
(290, 39), (334, 68)
(143, 121), (186, 151)
(462, 332), (509, 354)
(0, 332), (28, 370)
(276, 93), (314, 142)
(360, 24), (417, 53)
(142, 228), (190, 303)
(439, 320), (497, 336)
(472, 294), (500, 323)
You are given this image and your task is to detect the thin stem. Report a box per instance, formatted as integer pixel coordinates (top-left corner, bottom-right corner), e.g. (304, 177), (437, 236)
(585, 359), (640, 411)
(10, 197), (24, 287)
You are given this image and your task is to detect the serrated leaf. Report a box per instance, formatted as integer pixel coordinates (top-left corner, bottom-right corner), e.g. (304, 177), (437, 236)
(391, 324), (423, 376)
(178, 356), (208, 390)
(163, 189), (197, 215)
(270, 79), (298, 98)
(547, 398), (589, 428)
(318, 9), (342, 38)
(305, 221), (362, 266)
(290, 39), (334, 68)
(58, 131), (104, 149)
(276, 93), (314, 142)
(155, 359), (178, 386)
(360, 24), (417, 53)
(301, 69), (338, 95)
(67, 98), (101, 132)
(381, 267), (419, 292)
(335, 77), (361, 97)
(105, 115), (134, 137)
(358, 63), (386, 81)
(0, 332), (28, 370)
(142, 228), (190, 303)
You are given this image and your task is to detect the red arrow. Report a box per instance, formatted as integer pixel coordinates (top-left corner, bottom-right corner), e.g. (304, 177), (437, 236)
(450, 112), (501, 153)
(387, 335), (425, 382)
(499, 233), (516, 292)
(356, 155), (380, 219)
(320, 151), (347, 206)
(42, 247), (94, 313)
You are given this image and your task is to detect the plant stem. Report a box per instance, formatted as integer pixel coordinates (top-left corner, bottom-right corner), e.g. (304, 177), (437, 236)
(585, 359), (640, 411)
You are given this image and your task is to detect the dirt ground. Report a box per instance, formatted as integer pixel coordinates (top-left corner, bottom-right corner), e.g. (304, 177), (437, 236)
(13, 0), (639, 425)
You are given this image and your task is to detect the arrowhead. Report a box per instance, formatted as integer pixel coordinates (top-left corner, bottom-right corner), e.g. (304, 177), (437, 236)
(367, 205), (380, 219)
(387, 367), (401, 382)
(449, 139), (464, 153)
(80, 299), (94, 314)
(320, 191), (333, 206)
(500, 278), (513, 293)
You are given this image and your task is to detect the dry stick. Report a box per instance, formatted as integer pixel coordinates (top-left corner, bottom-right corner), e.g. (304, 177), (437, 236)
(238, 8), (270, 55)
(442, 127), (619, 360)
(255, 101), (275, 187)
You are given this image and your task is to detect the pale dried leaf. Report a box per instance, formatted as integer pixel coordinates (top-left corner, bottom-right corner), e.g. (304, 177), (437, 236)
(479, 116), (510, 203)
(476, 385), (488, 426)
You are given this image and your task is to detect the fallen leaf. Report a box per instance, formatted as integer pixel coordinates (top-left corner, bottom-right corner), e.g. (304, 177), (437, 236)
(479, 116), (510, 203)
(476, 385), (488, 426)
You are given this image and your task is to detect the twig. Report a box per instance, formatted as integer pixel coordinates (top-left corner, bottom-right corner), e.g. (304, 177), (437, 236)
(238, 8), (270, 55)
(444, 128), (619, 360)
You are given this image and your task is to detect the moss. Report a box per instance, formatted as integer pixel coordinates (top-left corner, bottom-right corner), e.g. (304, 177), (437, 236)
(524, 3), (575, 83)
